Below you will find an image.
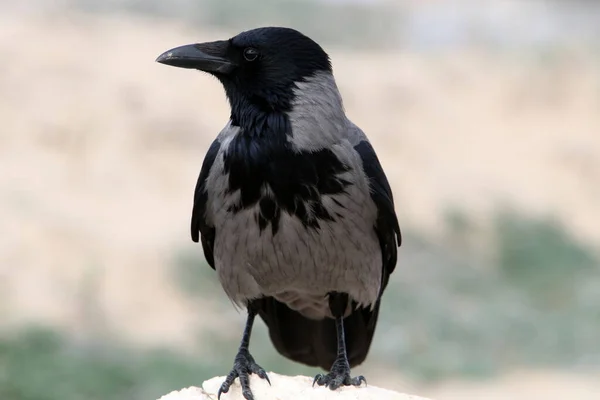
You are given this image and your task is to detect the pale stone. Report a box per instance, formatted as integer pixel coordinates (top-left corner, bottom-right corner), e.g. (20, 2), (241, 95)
(157, 372), (432, 400)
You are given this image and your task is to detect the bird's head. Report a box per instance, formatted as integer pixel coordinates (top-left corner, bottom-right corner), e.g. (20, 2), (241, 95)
(156, 27), (340, 137)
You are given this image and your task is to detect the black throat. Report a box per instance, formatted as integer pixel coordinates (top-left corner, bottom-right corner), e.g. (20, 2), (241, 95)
(221, 75), (297, 139)
(228, 94), (291, 139)
(222, 97), (351, 235)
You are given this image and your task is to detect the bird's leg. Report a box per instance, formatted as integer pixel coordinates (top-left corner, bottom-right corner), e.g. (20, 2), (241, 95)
(313, 292), (367, 390)
(218, 303), (270, 400)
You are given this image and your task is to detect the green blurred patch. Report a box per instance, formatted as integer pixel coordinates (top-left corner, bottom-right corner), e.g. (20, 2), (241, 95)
(494, 210), (596, 307)
(373, 209), (600, 382)
(170, 246), (222, 299)
(0, 327), (216, 400)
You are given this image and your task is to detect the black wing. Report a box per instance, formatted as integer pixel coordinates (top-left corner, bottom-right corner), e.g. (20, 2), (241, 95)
(191, 139), (222, 270)
(354, 139), (401, 291)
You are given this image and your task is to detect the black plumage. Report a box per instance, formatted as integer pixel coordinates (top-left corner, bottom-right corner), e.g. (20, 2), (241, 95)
(157, 26), (401, 400)
(191, 138), (221, 268)
(354, 140), (401, 288)
(223, 135), (351, 232)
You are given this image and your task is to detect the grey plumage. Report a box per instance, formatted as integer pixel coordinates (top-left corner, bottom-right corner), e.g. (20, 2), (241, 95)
(208, 72), (381, 318)
(156, 26), (401, 400)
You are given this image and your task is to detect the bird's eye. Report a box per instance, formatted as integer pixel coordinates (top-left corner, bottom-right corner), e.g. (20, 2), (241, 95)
(243, 47), (259, 62)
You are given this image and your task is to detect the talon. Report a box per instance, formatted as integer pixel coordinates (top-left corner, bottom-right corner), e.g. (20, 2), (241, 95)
(218, 349), (269, 400)
(312, 363), (366, 391)
(328, 379), (342, 391)
(218, 382), (231, 400)
(261, 371), (271, 386)
(249, 364), (270, 385)
(312, 374), (322, 387)
(241, 388), (254, 400)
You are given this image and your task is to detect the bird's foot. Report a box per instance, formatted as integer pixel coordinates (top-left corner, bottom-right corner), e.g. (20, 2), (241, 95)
(218, 349), (270, 400)
(312, 358), (367, 391)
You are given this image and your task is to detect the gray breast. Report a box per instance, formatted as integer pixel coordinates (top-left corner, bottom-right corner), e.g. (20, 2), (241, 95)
(208, 138), (382, 320)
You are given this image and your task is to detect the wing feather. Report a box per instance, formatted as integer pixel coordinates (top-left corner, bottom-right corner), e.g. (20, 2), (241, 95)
(191, 139), (222, 270)
(353, 138), (401, 291)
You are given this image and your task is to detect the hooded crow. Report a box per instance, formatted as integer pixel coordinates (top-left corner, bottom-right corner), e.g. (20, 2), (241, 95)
(156, 27), (401, 400)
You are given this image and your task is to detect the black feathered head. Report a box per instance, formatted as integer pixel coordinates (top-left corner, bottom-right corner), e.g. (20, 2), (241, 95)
(156, 27), (332, 118)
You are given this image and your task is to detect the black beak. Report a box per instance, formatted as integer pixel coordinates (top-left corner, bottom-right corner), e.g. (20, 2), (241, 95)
(155, 40), (236, 74)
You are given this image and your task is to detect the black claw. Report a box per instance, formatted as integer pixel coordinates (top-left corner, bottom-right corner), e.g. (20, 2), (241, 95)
(312, 365), (366, 391)
(356, 375), (367, 386)
(217, 373), (235, 400)
(218, 350), (269, 400)
(255, 368), (271, 385)
(312, 374), (324, 387)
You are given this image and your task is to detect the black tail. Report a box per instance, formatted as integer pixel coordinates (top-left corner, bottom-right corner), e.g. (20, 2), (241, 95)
(252, 296), (381, 371)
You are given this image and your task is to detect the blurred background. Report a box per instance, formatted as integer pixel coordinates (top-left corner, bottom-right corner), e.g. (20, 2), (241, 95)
(1, 0), (599, 399)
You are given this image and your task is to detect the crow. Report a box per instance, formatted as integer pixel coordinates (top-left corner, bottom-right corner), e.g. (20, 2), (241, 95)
(156, 27), (401, 400)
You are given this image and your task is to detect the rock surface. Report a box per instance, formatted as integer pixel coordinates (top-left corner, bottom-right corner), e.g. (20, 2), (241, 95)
(157, 372), (432, 400)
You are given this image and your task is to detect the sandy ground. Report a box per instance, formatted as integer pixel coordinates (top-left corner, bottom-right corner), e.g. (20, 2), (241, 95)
(1, 11), (599, 399)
